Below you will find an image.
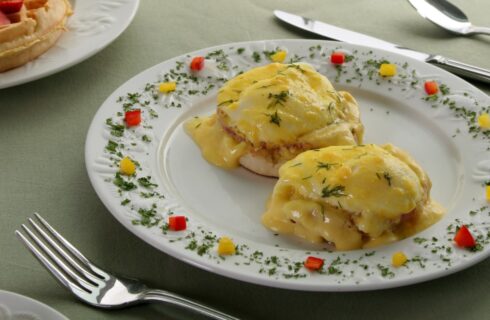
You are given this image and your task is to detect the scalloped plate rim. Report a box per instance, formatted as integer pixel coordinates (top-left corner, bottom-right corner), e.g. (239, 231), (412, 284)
(85, 39), (490, 292)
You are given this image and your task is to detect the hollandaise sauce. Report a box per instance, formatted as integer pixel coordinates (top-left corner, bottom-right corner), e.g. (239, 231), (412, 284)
(262, 144), (445, 251)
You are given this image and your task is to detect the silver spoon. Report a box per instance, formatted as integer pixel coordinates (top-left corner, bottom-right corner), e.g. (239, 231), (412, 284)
(408, 0), (490, 36)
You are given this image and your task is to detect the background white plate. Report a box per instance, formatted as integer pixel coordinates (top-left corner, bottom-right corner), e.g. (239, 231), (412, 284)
(0, 290), (68, 320)
(85, 40), (490, 291)
(0, 0), (140, 89)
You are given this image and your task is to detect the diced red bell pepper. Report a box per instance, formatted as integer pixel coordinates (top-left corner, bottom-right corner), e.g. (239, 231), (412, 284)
(0, 10), (10, 25)
(424, 81), (439, 95)
(168, 215), (187, 231)
(124, 109), (141, 127)
(190, 56), (205, 71)
(330, 52), (345, 64)
(304, 256), (324, 271)
(454, 225), (476, 248)
(0, 0), (24, 14)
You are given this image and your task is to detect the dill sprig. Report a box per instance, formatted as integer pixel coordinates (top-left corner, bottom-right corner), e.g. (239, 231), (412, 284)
(269, 111), (281, 126)
(267, 90), (289, 108)
(317, 162), (337, 171)
(321, 185), (346, 198)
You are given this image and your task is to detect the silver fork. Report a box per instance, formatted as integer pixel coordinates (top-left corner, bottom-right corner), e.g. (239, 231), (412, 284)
(15, 213), (240, 320)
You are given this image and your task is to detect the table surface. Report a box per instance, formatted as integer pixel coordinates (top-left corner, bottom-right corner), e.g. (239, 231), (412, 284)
(1, 0), (489, 319)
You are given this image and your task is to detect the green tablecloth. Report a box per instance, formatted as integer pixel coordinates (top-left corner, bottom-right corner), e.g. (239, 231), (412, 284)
(1, 0), (489, 319)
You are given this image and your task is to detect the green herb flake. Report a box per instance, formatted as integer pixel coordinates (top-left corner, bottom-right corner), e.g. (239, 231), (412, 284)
(113, 172), (136, 191)
(252, 51), (261, 63)
(413, 237), (427, 244)
(269, 111), (282, 126)
(321, 185), (346, 198)
(377, 264), (395, 278)
(267, 90), (289, 108)
(106, 118), (125, 137)
(317, 162), (336, 171)
(138, 176), (158, 188)
(106, 140), (118, 153)
(383, 172), (392, 186)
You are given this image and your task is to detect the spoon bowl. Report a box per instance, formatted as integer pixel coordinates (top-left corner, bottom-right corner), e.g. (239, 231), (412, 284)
(408, 0), (490, 36)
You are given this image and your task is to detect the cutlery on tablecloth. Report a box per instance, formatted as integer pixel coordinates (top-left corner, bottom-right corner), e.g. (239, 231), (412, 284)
(15, 213), (240, 320)
(408, 0), (490, 36)
(274, 10), (490, 83)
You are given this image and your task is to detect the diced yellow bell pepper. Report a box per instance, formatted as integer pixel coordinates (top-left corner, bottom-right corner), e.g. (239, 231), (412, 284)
(486, 185), (490, 202)
(159, 82), (176, 93)
(478, 113), (490, 129)
(379, 63), (397, 77)
(270, 50), (287, 63)
(120, 157), (136, 176)
(218, 237), (236, 255)
(391, 251), (408, 267)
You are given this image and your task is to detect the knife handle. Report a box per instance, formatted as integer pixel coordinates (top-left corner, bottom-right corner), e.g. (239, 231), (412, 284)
(427, 55), (490, 84)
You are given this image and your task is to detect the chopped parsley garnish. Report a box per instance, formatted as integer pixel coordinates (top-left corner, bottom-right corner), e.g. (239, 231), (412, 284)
(236, 48), (245, 55)
(138, 176), (158, 188)
(106, 118), (125, 137)
(133, 204), (160, 227)
(344, 55), (354, 62)
(327, 266), (342, 275)
(252, 51), (261, 63)
(113, 172), (136, 191)
(376, 171), (392, 186)
(267, 90), (289, 108)
(285, 64), (305, 73)
(439, 84), (450, 95)
(321, 185), (346, 198)
(205, 49), (229, 71)
(105, 140), (118, 153)
(263, 49), (279, 60)
(288, 54), (305, 63)
(377, 264), (394, 278)
(269, 111), (281, 126)
(317, 162), (336, 171)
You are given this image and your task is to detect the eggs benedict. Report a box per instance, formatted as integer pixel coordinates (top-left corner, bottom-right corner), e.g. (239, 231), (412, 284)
(185, 62), (364, 177)
(261, 144), (444, 250)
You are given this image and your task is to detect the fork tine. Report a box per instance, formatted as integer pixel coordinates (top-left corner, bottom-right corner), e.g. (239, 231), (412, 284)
(15, 230), (88, 294)
(20, 224), (94, 292)
(28, 217), (102, 284)
(33, 213), (109, 279)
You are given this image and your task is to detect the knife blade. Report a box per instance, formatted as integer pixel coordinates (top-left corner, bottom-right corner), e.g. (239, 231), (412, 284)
(274, 10), (490, 83)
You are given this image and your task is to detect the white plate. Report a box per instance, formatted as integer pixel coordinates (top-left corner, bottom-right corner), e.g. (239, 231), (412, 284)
(0, 0), (139, 89)
(0, 290), (68, 320)
(85, 40), (490, 291)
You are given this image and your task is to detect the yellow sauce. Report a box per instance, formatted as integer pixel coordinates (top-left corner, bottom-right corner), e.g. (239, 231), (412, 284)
(185, 63), (364, 172)
(261, 144), (445, 250)
(185, 114), (248, 169)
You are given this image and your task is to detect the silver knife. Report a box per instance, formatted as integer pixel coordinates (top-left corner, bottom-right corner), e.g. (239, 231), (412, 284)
(274, 10), (490, 84)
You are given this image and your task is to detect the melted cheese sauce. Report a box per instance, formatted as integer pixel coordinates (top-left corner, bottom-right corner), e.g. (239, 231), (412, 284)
(185, 115), (248, 168)
(262, 144), (445, 250)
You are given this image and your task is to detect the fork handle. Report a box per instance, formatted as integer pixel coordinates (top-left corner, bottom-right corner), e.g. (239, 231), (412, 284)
(142, 289), (240, 320)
